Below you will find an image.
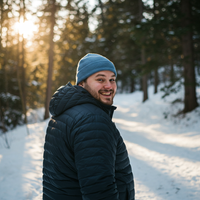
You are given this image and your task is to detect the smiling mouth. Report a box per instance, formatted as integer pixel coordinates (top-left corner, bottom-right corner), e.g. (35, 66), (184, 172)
(99, 90), (113, 97)
(101, 92), (111, 96)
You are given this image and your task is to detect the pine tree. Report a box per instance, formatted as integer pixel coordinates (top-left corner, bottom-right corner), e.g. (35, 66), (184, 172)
(0, 0), (24, 131)
(44, 0), (56, 119)
(181, 0), (198, 112)
(55, 0), (91, 87)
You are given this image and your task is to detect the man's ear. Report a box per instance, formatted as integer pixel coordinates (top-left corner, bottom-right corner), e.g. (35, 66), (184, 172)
(78, 81), (84, 87)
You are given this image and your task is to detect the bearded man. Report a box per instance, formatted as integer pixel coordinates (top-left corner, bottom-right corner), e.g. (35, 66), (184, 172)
(43, 53), (135, 200)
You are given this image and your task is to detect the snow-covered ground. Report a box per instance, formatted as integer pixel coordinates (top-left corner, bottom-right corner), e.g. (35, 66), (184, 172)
(0, 85), (200, 200)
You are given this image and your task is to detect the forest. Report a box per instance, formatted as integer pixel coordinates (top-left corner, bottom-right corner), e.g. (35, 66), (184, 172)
(0, 0), (200, 132)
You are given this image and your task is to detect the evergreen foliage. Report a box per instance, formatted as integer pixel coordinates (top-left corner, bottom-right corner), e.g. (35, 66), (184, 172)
(55, 0), (91, 87)
(0, 93), (22, 131)
(0, 0), (200, 130)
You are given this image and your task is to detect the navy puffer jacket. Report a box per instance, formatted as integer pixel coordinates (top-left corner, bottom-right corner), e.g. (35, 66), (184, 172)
(43, 82), (135, 200)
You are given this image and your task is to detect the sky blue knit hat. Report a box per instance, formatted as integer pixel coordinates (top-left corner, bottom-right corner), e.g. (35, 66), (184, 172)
(76, 53), (117, 85)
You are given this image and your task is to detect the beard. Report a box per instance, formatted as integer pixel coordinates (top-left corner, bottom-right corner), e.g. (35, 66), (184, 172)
(84, 84), (115, 106)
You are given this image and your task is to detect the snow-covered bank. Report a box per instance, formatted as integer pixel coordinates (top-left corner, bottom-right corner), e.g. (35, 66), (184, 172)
(0, 85), (200, 200)
(113, 86), (200, 200)
(0, 121), (47, 200)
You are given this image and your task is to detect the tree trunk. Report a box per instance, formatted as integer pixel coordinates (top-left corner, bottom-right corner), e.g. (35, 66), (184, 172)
(0, 0), (3, 53)
(137, 0), (143, 21)
(181, 0), (198, 113)
(170, 60), (174, 84)
(137, 0), (148, 102)
(17, 0), (29, 134)
(141, 46), (148, 102)
(4, 22), (8, 94)
(0, 0), (7, 133)
(44, 0), (56, 119)
(130, 78), (135, 93)
(153, 0), (158, 94)
(154, 68), (158, 94)
(142, 74), (148, 102)
(21, 0), (26, 106)
(0, 0), (8, 93)
(98, 0), (105, 25)
(21, 0), (27, 124)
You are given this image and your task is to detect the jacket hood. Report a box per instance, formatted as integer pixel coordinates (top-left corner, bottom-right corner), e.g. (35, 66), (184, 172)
(49, 82), (116, 118)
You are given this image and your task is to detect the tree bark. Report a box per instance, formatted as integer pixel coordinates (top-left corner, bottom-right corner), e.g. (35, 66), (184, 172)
(21, 0), (26, 113)
(141, 46), (148, 102)
(142, 74), (148, 102)
(0, 0), (3, 53)
(44, 0), (56, 119)
(170, 60), (174, 84)
(181, 0), (198, 112)
(153, 0), (158, 94)
(17, 0), (29, 134)
(130, 78), (135, 93)
(21, 0), (27, 125)
(98, 0), (105, 25)
(154, 68), (158, 94)
(0, 0), (7, 133)
(138, 0), (148, 102)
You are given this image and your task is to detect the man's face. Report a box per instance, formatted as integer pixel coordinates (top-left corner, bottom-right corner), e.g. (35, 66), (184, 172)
(79, 70), (117, 105)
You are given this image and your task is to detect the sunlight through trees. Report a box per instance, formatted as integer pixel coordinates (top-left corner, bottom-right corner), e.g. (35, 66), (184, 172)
(0, 0), (200, 131)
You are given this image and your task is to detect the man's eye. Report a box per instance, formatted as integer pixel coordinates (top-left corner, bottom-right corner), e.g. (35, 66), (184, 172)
(110, 79), (116, 82)
(97, 79), (103, 82)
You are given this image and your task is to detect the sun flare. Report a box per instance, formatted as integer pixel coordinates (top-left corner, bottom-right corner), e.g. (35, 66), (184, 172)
(14, 18), (37, 38)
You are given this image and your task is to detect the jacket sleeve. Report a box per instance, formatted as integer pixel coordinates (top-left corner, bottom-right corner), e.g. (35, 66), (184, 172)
(115, 135), (135, 200)
(72, 114), (120, 200)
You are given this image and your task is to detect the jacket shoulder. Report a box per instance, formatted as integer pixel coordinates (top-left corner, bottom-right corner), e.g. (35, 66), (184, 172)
(65, 103), (110, 123)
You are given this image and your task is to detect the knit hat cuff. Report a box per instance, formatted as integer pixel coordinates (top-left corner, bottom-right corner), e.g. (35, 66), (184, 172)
(76, 53), (117, 85)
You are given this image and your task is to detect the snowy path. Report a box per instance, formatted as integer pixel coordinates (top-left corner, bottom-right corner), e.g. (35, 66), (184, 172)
(113, 92), (200, 200)
(0, 121), (47, 200)
(0, 89), (200, 200)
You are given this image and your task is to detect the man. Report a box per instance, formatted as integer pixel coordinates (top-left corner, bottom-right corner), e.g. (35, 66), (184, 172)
(43, 53), (135, 200)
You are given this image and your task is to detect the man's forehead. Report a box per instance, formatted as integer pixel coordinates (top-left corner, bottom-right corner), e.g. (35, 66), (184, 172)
(94, 71), (116, 77)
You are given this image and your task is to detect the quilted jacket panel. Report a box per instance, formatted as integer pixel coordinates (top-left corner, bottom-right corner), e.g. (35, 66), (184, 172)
(43, 82), (135, 200)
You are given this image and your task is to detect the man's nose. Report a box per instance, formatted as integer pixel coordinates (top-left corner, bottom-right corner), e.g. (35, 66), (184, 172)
(104, 81), (112, 89)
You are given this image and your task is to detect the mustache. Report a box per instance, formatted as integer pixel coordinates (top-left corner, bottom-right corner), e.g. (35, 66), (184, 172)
(99, 89), (114, 93)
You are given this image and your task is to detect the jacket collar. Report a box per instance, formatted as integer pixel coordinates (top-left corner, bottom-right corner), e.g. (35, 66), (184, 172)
(49, 82), (117, 119)
(75, 84), (117, 119)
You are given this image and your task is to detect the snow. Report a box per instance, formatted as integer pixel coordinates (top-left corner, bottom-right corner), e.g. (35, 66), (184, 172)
(0, 92), (20, 101)
(0, 122), (47, 200)
(0, 85), (200, 200)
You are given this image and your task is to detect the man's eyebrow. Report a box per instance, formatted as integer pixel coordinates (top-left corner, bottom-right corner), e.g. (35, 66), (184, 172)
(95, 74), (116, 77)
